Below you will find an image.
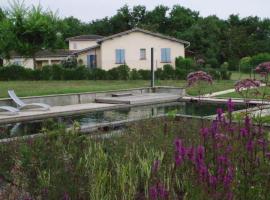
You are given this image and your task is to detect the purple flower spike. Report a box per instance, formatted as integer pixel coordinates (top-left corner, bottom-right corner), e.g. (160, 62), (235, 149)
(246, 140), (254, 153)
(175, 154), (183, 166)
(187, 147), (195, 162)
(227, 99), (234, 113)
(209, 175), (218, 188)
(197, 146), (205, 160)
(174, 138), (182, 150)
(216, 108), (223, 121)
(240, 128), (248, 137)
(149, 186), (158, 200)
(265, 152), (270, 159)
(200, 127), (209, 138)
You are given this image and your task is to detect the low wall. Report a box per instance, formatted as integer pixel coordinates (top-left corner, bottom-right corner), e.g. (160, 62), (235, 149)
(0, 87), (185, 107)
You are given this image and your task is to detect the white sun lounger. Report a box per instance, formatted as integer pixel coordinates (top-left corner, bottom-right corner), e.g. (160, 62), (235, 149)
(0, 106), (19, 115)
(8, 90), (50, 111)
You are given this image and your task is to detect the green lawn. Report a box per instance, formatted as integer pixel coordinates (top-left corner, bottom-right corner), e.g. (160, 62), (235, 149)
(218, 86), (270, 99)
(0, 80), (236, 98)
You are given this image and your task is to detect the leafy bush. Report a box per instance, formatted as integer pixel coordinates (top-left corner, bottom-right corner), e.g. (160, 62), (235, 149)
(61, 56), (78, 69)
(130, 69), (141, 80)
(138, 69), (151, 80)
(162, 64), (175, 79)
(239, 57), (252, 73)
(107, 65), (130, 80)
(0, 65), (34, 80)
(175, 56), (195, 70)
(250, 53), (270, 68)
(88, 68), (107, 80)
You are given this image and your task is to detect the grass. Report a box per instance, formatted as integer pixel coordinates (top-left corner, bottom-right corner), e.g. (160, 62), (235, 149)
(0, 72), (256, 98)
(0, 80), (236, 98)
(217, 86), (270, 99)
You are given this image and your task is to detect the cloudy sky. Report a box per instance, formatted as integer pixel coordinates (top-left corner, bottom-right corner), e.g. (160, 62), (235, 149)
(0, 0), (269, 22)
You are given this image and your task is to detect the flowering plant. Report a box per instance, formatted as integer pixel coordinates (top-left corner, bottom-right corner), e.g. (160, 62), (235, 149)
(255, 62), (270, 77)
(187, 71), (213, 87)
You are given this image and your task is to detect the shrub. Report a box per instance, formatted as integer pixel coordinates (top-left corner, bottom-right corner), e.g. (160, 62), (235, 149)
(138, 69), (151, 80)
(130, 69), (141, 80)
(61, 56), (78, 69)
(250, 53), (270, 68)
(162, 64), (175, 79)
(239, 57), (252, 73)
(175, 56), (195, 70)
(0, 65), (37, 81)
(107, 65), (130, 80)
(175, 68), (190, 80)
(88, 68), (107, 80)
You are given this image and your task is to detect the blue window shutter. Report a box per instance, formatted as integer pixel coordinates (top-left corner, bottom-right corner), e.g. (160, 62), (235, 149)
(116, 49), (120, 63)
(167, 48), (171, 62)
(161, 48), (166, 62)
(87, 55), (91, 68)
(122, 49), (125, 64)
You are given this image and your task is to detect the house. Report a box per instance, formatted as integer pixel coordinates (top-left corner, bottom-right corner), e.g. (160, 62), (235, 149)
(3, 49), (76, 69)
(73, 28), (190, 70)
(4, 28), (190, 70)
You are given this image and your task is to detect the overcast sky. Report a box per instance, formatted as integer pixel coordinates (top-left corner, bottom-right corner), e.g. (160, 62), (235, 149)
(0, 0), (269, 22)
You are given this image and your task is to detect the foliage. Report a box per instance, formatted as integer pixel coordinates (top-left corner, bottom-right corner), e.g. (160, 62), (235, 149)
(0, 2), (61, 68)
(107, 65), (130, 80)
(1, 4), (270, 70)
(175, 56), (195, 71)
(239, 57), (252, 73)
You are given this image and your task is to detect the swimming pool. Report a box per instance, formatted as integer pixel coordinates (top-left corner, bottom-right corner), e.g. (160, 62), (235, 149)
(0, 101), (247, 139)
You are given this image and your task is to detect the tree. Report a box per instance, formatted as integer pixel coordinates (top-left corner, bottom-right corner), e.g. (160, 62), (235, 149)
(0, 2), (60, 68)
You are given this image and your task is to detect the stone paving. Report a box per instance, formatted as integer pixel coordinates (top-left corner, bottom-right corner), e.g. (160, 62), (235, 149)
(0, 103), (121, 125)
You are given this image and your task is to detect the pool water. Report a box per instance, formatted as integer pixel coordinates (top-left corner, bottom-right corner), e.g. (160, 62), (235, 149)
(0, 102), (247, 139)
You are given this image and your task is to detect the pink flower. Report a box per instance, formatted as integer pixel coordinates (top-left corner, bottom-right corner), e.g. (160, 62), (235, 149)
(255, 62), (270, 76)
(187, 71), (213, 87)
(234, 79), (261, 92)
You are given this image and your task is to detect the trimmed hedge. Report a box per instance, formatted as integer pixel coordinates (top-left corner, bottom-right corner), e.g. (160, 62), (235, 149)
(0, 64), (231, 81)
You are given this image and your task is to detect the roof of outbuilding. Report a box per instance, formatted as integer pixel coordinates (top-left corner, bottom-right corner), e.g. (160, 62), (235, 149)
(66, 35), (104, 41)
(10, 49), (77, 58)
(97, 28), (190, 46)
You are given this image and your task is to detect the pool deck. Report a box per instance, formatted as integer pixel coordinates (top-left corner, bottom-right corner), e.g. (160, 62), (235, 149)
(0, 93), (182, 124)
(0, 103), (122, 125)
(95, 93), (180, 104)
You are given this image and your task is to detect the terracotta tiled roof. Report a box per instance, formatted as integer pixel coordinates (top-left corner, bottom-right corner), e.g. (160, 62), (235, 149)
(66, 35), (104, 41)
(97, 28), (190, 46)
(10, 49), (77, 58)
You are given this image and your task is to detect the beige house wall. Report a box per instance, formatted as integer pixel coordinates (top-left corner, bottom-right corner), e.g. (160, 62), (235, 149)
(100, 31), (185, 70)
(4, 57), (67, 69)
(69, 40), (98, 50)
(77, 48), (101, 68)
(4, 58), (34, 69)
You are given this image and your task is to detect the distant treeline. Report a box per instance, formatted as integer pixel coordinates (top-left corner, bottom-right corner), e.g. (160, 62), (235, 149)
(1, 4), (270, 70)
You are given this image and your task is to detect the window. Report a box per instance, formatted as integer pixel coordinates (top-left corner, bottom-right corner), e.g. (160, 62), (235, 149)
(115, 49), (125, 64)
(161, 48), (171, 63)
(73, 42), (77, 50)
(13, 59), (22, 66)
(140, 48), (146, 60)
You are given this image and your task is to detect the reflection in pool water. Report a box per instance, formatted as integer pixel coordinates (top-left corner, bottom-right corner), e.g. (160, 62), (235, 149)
(0, 102), (247, 139)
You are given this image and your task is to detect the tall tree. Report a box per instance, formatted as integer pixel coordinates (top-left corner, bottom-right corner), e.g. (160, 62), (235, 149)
(0, 2), (60, 68)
